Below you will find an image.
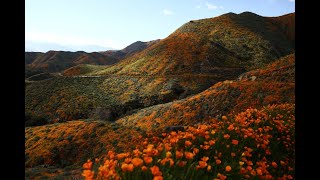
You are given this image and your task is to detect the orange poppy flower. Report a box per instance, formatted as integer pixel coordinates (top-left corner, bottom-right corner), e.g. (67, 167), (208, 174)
(154, 176), (163, 180)
(141, 166), (147, 171)
(216, 159), (221, 165)
(193, 148), (199, 154)
(124, 158), (132, 164)
(177, 161), (187, 167)
(121, 163), (128, 172)
(176, 150), (183, 159)
(166, 151), (172, 158)
(207, 165), (212, 171)
(246, 166), (252, 171)
(150, 166), (162, 176)
(132, 158), (143, 167)
(232, 139), (239, 145)
(271, 162), (277, 168)
(127, 164), (134, 172)
(198, 161), (207, 168)
(209, 140), (215, 146)
(201, 156), (209, 162)
(185, 140), (192, 147)
(256, 168), (262, 175)
(82, 170), (94, 180)
(250, 169), (256, 176)
(223, 134), (230, 139)
(144, 156), (153, 164)
(225, 165), (232, 172)
(83, 160), (93, 169)
(185, 152), (194, 160)
(222, 116), (228, 120)
(227, 125), (234, 131)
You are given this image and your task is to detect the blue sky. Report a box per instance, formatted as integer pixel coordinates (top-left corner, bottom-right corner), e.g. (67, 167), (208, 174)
(25, 0), (295, 52)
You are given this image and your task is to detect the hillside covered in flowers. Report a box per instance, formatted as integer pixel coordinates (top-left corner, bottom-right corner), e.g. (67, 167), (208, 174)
(25, 12), (295, 179)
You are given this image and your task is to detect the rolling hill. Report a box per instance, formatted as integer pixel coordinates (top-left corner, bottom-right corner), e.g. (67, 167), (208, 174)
(92, 12), (294, 76)
(115, 54), (295, 131)
(101, 39), (160, 60)
(25, 51), (119, 72)
(25, 11), (295, 179)
(25, 54), (295, 179)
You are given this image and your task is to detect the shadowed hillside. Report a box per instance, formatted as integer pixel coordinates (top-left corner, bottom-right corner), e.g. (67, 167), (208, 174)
(25, 51), (119, 72)
(101, 39), (160, 60)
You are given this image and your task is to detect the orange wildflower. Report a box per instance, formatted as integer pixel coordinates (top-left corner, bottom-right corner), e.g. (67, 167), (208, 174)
(107, 151), (115, 159)
(193, 148), (199, 154)
(154, 176), (163, 180)
(207, 165), (212, 171)
(251, 169), (256, 176)
(201, 145), (210, 150)
(222, 116), (228, 120)
(201, 156), (209, 162)
(227, 124), (234, 131)
(132, 158), (143, 167)
(83, 160), (93, 170)
(141, 166), (147, 171)
(217, 173), (227, 180)
(232, 139), (239, 145)
(216, 159), (221, 165)
(121, 163), (128, 172)
(177, 161), (187, 167)
(239, 161), (244, 166)
(150, 166), (162, 176)
(265, 175), (273, 179)
(127, 164), (134, 172)
(175, 150), (183, 159)
(124, 158), (132, 164)
(225, 165), (232, 172)
(185, 140), (192, 147)
(231, 152), (236, 157)
(117, 153), (129, 160)
(198, 161), (207, 168)
(209, 140), (215, 146)
(256, 168), (263, 175)
(184, 152), (194, 159)
(82, 170), (94, 180)
(166, 151), (172, 158)
(223, 134), (230, 139)
(144, 156), (153, 164)
(271, 162), (277, 168)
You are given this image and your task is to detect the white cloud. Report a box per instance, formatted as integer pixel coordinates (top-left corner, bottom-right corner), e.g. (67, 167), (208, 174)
(205, 2), (223, 10)
(25, 31), (125, 49)
(162, 9), (174, 16)
(288, 0), (295, 2)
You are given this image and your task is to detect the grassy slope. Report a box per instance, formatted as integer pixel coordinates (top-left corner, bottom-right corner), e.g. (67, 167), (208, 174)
(26, 51), (119, 72)
(62, 64), (110, 76)
(116, 54), (295, 131)
(26, 73), (238, 124)
(93, 12), (294, 76)
(25, 121), (145, 168)
(25, 54), (294, 171)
